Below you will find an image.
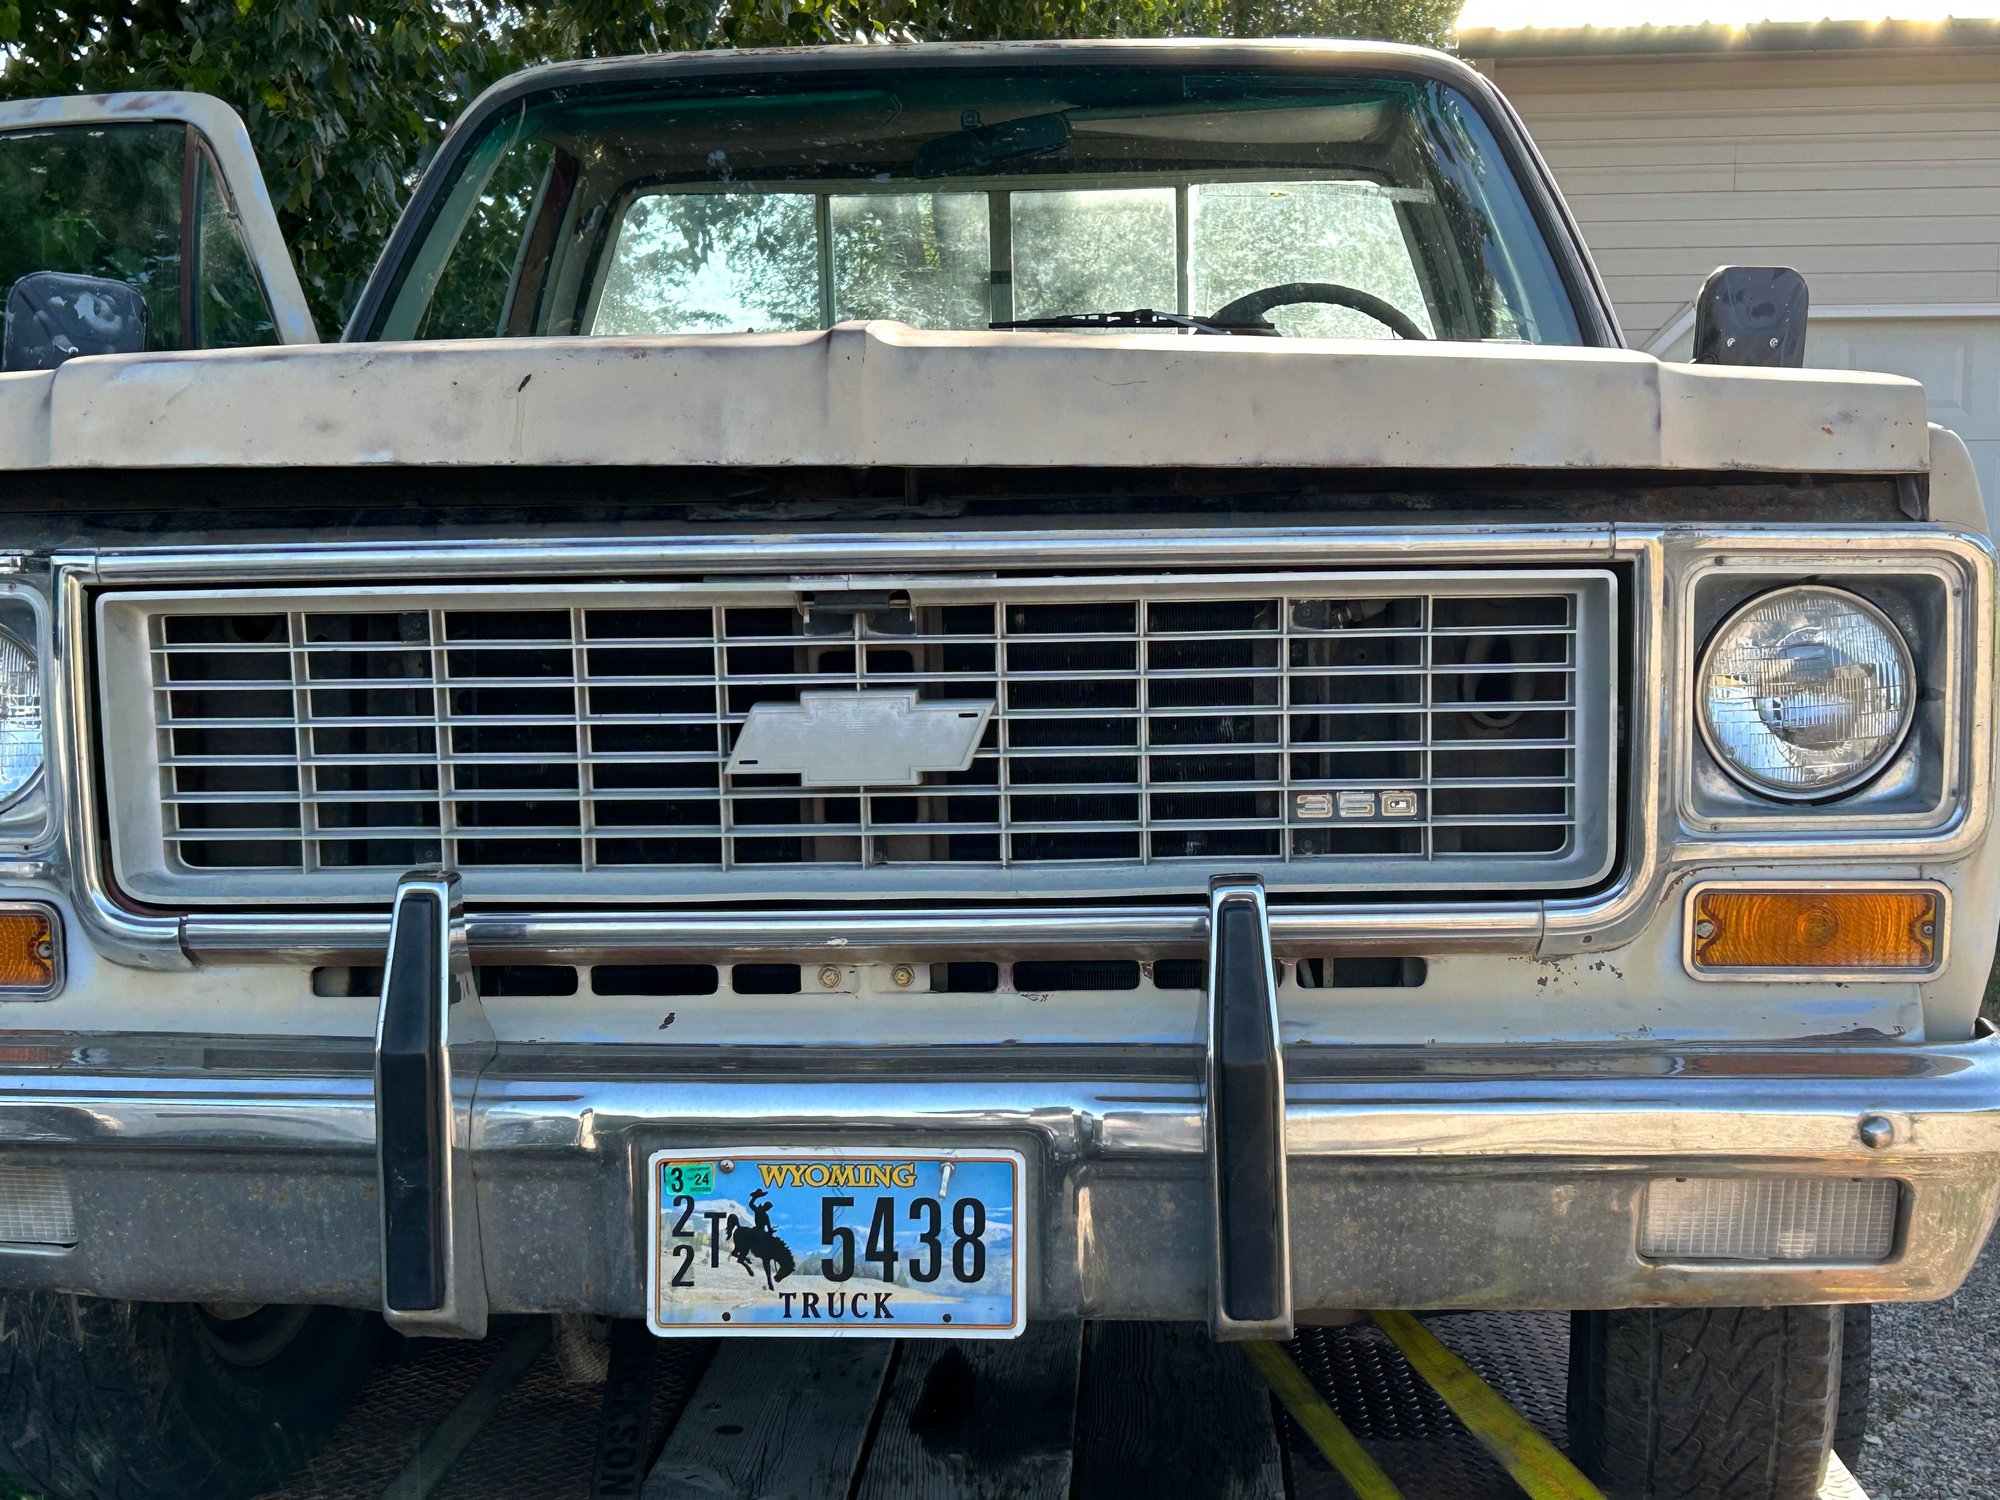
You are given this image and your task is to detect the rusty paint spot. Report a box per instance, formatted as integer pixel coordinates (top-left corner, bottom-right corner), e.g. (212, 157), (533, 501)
(658, 1011), (676, 1030)
(517, 373), (533, 392)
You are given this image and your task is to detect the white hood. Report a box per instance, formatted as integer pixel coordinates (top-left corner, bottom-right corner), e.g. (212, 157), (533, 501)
(0, 321), (1929, 474)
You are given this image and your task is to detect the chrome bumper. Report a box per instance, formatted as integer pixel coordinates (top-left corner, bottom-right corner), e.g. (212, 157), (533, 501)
(1, 1027), (1996, 1322)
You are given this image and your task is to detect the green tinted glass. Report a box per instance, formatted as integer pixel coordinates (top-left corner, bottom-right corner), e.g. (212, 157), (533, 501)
(0, 122), (184, 349)
(0, 120), (279, 351)
(371, 66), (1588, 346)
(195, 147), (278, 348)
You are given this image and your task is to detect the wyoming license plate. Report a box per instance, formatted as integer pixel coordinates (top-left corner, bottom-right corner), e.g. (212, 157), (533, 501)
(645, 1148), (1026, 1338)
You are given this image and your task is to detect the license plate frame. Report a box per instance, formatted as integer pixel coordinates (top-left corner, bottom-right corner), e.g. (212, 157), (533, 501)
(644, 1147), (1027, 1339)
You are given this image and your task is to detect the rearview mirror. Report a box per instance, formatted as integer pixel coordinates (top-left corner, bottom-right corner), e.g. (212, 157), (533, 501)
(914, 111), (1072, 179)
(3, 271), (149, 371)
(1692, 265), (1808, 368)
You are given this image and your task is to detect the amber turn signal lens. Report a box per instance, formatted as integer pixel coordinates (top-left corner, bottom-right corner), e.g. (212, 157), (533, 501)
(0, 911), (55, 990)
(1691, 889), (1938, 973)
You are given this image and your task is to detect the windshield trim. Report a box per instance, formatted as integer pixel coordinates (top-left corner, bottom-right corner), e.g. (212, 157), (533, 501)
(345, 41), (1619, 348)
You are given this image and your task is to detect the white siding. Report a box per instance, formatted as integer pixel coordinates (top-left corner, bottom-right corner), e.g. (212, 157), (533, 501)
(1483, 46), (2000, 496)
(1486, 49), (2000, 346)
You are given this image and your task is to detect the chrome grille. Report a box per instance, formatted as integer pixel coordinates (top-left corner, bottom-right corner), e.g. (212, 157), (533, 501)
(97, 572), (1616, 903)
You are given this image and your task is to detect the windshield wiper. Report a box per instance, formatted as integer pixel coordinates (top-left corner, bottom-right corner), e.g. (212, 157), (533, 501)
(990, 308), (1277, 336)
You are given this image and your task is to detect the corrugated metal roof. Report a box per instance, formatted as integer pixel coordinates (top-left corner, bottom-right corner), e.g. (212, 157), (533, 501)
(1456, 16), (2000, 57)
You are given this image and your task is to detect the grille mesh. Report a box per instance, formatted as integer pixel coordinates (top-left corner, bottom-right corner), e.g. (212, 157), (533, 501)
(100, 573), (1614, 902)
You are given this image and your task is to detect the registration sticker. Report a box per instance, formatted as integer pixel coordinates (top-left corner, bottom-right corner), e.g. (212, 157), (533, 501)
(645, 1148), (1026, 1339)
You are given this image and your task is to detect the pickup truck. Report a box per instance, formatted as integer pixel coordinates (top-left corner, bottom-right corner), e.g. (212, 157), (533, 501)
(0, 39), (1991, 1500)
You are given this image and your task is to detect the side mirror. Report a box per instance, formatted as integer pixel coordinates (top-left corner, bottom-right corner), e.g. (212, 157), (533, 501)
(3, 271), (150, 371)
(1692, 265), (1808, 368)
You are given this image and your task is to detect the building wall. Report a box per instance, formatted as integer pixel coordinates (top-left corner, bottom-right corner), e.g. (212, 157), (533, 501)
(1485, 47), (2000, 348)
(1480, 45), (2000, 496)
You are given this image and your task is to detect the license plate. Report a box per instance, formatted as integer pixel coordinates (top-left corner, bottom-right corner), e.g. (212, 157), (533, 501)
(645, 1148), (1026, 1338)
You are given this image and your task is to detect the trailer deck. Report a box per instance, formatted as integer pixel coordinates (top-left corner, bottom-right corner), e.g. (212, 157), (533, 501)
(257, 1311), (1870, 1500)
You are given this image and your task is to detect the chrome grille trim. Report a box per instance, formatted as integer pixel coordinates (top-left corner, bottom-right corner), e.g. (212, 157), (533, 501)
(98, 571), (1617, 904)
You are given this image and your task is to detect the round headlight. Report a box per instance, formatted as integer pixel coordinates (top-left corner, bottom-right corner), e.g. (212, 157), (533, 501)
(0, 628), (42, 809)
(1698, 586), (1914, 800)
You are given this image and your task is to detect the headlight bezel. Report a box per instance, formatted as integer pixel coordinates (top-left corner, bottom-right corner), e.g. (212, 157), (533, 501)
(1695, 583), (1917, 803)
(1680, 552), (1970, 839)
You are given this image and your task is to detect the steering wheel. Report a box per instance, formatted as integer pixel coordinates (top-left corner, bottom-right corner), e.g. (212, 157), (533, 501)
(1212, 281), (1428, 340)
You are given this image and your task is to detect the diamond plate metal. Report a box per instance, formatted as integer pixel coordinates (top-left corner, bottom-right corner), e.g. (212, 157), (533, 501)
(1282, 1311), (1571, 1500)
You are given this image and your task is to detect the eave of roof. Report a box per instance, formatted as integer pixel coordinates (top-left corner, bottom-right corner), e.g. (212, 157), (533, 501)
(1456, 16), (2000, 59)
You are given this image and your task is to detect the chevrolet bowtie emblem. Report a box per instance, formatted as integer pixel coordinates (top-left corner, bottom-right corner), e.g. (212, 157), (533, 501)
(727, 691), (995, 787)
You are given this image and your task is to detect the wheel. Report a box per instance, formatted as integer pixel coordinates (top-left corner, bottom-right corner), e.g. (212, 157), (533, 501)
(1833, 1304), (1871, 1470)
(0, 1293), (380, 1500)
(1567, 1305), (1841, 1500)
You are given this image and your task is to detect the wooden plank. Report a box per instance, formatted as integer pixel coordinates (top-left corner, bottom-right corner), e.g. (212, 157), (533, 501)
(854, 1322), (1083, 1500)
(643, 1338), (894, 1500)
(1819, 1450), (1871, 1500)
(1070, 1323), (1283, 1500)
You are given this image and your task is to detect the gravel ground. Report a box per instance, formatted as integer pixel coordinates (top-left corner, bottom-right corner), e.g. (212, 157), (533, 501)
(1858, 965), (2000, 1498)
(1860, 1231), (2000, 1499)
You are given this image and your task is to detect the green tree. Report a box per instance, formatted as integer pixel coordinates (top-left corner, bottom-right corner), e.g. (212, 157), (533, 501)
(0, 0), (1457, 333)
(500, 0), (1453, 57)
(0, 2), (490, 333)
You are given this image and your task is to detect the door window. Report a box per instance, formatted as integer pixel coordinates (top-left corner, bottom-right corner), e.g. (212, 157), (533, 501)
(194, 142), (280, 348)
(0, 119), (279, 351)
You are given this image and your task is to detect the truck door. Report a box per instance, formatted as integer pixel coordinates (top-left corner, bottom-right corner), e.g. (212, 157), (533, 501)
(0, 91), (316, 367)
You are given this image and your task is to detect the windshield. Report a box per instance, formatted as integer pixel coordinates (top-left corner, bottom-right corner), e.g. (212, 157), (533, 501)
(363, 60), (1587, 345)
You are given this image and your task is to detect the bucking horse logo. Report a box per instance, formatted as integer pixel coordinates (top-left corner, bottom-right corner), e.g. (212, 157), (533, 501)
(729, 1189), (796, 1290)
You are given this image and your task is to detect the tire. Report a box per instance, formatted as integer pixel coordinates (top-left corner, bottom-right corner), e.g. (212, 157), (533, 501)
(1567, 1305), (1841, 1500)
(0, 1294), (380, 1500)
(1833, 1304), (1871, 1471)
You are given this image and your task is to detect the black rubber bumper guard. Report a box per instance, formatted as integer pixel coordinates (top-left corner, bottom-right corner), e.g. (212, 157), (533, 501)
(375, 867), (490, 1338)
(372, 865), (1290, 1343)
(1206, 876), (1294, 1341)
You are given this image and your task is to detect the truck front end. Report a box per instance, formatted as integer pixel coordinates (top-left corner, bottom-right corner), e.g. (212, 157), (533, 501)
(0, 40), (1991, 1500)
